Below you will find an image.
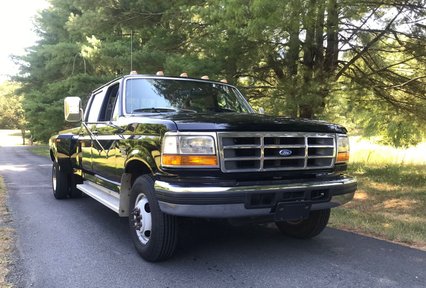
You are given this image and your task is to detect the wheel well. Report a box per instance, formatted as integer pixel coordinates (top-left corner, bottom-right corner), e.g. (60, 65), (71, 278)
(125, 160), (152, 186)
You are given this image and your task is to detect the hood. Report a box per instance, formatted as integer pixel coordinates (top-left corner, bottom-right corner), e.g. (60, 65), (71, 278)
(157, 113), (347, 134)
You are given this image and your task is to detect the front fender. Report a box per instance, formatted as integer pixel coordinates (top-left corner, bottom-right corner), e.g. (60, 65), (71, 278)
(50, 134), (79, 173)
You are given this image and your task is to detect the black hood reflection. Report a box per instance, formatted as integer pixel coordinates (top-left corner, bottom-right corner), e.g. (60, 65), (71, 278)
(150, 113), (346, 133)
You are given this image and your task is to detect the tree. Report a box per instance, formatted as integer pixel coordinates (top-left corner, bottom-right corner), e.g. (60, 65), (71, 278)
(0, 81), (27, 144)
(15, 0), (426, 146)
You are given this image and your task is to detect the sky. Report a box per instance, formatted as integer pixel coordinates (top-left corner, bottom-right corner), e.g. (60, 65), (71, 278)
(0, 0), (49, 82)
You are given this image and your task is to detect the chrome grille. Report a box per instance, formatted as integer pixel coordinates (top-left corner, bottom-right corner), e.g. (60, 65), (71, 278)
(218, 132), (336, 173)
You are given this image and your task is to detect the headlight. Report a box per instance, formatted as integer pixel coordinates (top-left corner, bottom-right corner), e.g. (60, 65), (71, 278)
(336, 134), (350, 163)
(162, 133), (218, 167)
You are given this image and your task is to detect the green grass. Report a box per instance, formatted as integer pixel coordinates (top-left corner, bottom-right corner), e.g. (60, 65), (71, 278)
(0, 177), (13, 287)
(28, 145), (50, 158)
(329, 139), (426, 250)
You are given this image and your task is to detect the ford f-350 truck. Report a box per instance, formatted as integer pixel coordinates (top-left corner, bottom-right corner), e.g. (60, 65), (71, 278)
(49, 73), (357, 261)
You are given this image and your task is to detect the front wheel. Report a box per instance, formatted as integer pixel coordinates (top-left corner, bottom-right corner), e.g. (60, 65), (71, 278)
(275, 209), (330, 239)
(128, 175), (178, 262)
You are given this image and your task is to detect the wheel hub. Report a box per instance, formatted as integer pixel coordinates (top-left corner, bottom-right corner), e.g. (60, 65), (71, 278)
(132, 194), (152, 244)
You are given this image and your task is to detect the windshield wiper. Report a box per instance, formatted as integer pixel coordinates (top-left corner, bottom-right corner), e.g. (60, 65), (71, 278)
(133, 107), (177, 113)
(133, 107), (197, 114)
(217, 108), (237, 113)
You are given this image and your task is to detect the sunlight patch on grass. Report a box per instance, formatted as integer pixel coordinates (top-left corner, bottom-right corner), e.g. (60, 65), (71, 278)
(381, 199), (418, 209)
(353, 190), (369, 200)
(350, 137), (426, 166)
(369, 181), (399, 192)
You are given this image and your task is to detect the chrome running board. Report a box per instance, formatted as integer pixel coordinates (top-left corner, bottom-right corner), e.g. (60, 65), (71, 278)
(77, 181), (120, 214)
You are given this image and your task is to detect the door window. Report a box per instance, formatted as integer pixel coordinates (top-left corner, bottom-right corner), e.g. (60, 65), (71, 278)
(87, 90), (106, 122)
(102, 84), (119, 121)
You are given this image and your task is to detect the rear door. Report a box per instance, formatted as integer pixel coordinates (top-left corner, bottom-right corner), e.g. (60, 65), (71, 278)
(80, 88), (107, 172)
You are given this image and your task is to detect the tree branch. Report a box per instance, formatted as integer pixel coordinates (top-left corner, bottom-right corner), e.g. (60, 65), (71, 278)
(335, 5), (406, 80)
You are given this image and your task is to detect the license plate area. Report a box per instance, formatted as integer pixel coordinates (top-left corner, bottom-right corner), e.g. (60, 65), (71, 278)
(274, 202), (311, 221)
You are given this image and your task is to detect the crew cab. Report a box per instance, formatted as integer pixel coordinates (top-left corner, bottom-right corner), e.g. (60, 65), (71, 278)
(49, 73), (357, 261)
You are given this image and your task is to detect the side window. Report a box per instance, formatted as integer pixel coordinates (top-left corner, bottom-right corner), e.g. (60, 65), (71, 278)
(87, 89), (106, 122)
(101, 84), (119, 121)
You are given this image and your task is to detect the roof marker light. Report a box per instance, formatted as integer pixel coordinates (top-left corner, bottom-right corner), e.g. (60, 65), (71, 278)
(180, 72), (188, 77)
(156, 71), (164, 76)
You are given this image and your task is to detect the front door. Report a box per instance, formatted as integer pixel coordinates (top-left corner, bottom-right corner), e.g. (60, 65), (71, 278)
(91, 83), (122, 185)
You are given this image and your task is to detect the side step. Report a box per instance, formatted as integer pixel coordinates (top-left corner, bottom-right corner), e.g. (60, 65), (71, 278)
(77, 182), (120, 214)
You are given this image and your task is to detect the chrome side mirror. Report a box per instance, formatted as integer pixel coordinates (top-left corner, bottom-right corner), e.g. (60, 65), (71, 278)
(258, 107), (265, 114)
(64, 97), (83, 122)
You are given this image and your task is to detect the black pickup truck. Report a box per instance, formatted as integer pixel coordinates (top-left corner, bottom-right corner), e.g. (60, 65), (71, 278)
(49, 73), (356, 261)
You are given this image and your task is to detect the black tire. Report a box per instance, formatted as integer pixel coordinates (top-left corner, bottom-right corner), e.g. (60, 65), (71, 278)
(275, 209), (330, 239)
(128, 175), (178, 262)
(52, 162), (70, 199)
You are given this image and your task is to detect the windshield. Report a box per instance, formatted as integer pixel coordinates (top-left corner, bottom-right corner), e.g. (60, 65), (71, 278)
(125, 78), (253, 114)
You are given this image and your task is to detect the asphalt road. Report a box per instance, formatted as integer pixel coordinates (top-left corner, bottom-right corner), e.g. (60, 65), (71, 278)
(0, 144), (425, 288)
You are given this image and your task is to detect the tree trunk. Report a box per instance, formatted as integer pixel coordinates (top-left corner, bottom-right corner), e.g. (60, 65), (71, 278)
(21, 128), (26, 145)
(324, 0), (339, 74)
(285, 0), (302, 117)
(299, 0), (318, 119)
(314, 1), (325, 74)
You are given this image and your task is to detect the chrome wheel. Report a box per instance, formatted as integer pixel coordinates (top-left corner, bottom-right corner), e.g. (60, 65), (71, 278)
(132, 194), (152, 244)
(128, 175), (178, 261)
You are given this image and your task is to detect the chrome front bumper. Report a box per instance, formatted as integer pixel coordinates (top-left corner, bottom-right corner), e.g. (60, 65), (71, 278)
(155, 177), (357, 218)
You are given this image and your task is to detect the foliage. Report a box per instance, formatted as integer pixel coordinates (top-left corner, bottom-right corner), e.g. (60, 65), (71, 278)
(14, 0), (426, 144)
(0, 81), (27, 130)
(324, 84), (425, 147)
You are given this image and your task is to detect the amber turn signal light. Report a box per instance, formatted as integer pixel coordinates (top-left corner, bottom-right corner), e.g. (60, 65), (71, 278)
(162, 155), (218, 167)
(337, 152), (349, 163)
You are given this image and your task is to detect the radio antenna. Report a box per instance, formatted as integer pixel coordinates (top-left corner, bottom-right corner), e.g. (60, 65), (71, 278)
(130, 30), (133, 71)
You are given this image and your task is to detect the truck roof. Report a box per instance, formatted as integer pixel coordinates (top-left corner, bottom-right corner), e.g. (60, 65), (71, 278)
(91, 74), (233, 94)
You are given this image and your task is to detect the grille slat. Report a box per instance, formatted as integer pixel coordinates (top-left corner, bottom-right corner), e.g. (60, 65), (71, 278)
(224, 157), (262, 161)
(223, 145), (261, 149)
(263, 156), (306, 160)
(219, 132), (336, 173)
(306, 156), (335, 159)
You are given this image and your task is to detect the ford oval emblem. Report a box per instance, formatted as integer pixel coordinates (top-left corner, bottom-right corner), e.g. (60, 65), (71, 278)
(279, 149), (293, 156)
